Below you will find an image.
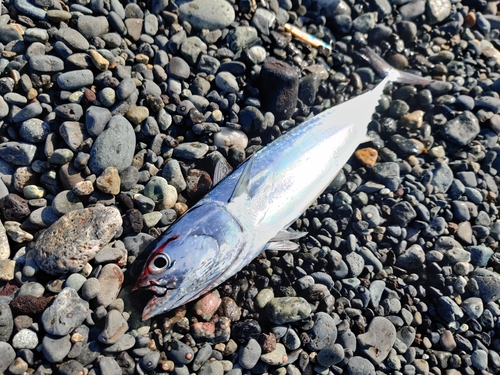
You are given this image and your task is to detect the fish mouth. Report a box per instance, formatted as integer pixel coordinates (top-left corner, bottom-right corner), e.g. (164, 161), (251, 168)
(141, 291), (180, 321)
(132, 276), (176, 294)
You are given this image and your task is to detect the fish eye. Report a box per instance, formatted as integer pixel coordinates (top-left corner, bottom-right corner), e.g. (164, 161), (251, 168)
(148, 254), (171, 274)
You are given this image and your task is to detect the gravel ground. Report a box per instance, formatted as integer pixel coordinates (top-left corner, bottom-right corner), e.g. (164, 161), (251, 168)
(1, 0), (500, 374)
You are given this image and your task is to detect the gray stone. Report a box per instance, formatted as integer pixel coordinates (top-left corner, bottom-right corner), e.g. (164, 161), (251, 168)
(0, 142), (37, 166)
(41, 287), (89, 336)
(178, 0), (235, 30)
(29, 55), (65, 72)
(357, 317), (396, 364)
(57, 70), (94, 90)
(89, 115), (136, 174)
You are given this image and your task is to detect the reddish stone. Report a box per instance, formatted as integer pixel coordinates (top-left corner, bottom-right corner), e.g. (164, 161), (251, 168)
(259, 332), (277, 353)
(0, 281), (19, 296)
(10, 295), (50, 315)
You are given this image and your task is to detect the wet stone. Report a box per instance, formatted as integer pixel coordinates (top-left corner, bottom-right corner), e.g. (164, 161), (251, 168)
(166, 340), (194, 365)
(33, 206), (122, 275)
(41, 287), (89, 336)
(441, 111), (480, 146)
(266, 297), (311, 324)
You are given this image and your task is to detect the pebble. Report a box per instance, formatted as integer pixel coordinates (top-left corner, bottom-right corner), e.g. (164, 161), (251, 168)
(178, 0), (235, 30)
(441, 111), (480, 146)
(266, 297), (311, 324)
(41, 334), (72, 363)
(89, 115), (136, 174)
(0, 142), (37, 166)
(0, 342), (16, 373)
(57, 70), (94, 90)
(308, 312), (338, 350)
(260, 58), (299, 121)
(33, 206), (122, 275)
(471, 268), (500, 302)
(41, 287), (89, 336)
(239, 338), (261, 369)
(346, 356), (376, 375)
(96, 263), (124, 307)
(11, 328), (38, 349)
(260, 343), (287, 366)
(357, 317), (396, 364)
(98, 309), (128, 344)
(79, 278), (100, 300)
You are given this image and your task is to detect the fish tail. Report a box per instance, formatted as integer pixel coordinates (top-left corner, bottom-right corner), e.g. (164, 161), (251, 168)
(361, 47), (432, 86)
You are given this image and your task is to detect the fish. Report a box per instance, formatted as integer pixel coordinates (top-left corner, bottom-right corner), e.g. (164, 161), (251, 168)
(133, 48), (432, 321)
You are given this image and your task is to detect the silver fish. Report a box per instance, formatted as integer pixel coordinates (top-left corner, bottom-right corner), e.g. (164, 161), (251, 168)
(133, 48), (431, 320)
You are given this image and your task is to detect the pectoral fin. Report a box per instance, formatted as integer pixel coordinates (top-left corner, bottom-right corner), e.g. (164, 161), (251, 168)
(229, 155), (254, 203)
(213, 157), (233, 186)
(266, 240), (300, 251)
(266, 229), (308, 251)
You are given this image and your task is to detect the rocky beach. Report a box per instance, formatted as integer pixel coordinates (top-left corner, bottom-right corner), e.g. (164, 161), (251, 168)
(1, 0), (500, 374)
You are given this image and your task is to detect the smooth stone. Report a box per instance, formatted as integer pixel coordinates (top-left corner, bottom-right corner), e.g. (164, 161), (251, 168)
(56, 28), (90, 51)
(57, 70), (94, 90)
(0, 342), (16, 373)
(260, 343), (287, 366)
(12, 103), (43, 123)
(41, 287), (89, 336)
(178, 0), (235, 30)
(96, 167), (121, 195)
(98, 309), (128, 344)
(0, 301), (13, 341)
(266, 297), (311, 324)
(239, 338), (261, 369)
(34, 207), (122, 275)
(462, 297), (483, 319)
(96, 263), (123, 307)
(161, 159), (187, 192)
(346, 356), (376, 375)
(357, 317), (396, 364)
(29, 55), (64, 72)
(166, 340), (195, 365)
(89, 115), (136, 174)
(86, 106), (112, 137)
(308, 312), (338, 351)
(41, 334), (72, 363)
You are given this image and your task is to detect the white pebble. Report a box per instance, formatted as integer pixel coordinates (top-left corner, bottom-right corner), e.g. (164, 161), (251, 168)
(213, 127), (248, 149)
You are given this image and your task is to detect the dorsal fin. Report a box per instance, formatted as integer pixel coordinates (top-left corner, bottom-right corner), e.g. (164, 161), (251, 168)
(229, 155), (254, 203)
(213, 157), (233, 186)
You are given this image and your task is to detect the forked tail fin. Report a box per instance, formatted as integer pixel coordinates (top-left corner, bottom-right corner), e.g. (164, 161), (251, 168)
(361, 47), (433, 86)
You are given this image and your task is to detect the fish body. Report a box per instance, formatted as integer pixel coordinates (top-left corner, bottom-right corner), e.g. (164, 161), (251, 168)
(134, 49), (431, 320)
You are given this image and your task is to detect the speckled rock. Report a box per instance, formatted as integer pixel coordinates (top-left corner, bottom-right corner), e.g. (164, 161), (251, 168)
(33, 207), (122, 275)
(41, 287), (89, 336)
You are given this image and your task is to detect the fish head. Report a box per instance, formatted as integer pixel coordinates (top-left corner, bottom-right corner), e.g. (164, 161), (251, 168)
(134, 230), (221, 320)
